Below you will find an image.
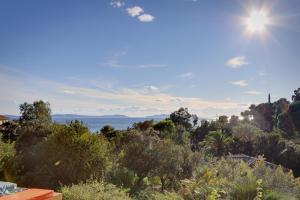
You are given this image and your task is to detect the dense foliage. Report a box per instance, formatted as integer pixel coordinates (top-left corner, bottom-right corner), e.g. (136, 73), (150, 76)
(1, 88), (300, 199)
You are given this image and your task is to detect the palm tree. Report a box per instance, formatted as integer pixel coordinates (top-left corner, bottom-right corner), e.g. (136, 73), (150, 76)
(203, 131), (233, 156)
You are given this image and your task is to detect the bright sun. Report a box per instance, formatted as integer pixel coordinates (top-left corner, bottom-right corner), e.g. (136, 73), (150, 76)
(245, 10), (270, 33)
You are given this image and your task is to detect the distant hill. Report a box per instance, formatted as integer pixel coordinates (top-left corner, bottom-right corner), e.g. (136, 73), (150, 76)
(145, 114), (169, 119)
(52, 114), (169, 119)
(5, 115), (20, 120)
(52, 114), (129, 119)
(4, 114), (169, 120)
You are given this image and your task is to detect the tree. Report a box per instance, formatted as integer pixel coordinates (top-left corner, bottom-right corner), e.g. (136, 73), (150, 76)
(121, 132), (159, 194)
(191, 120), (212, 151)
(19, 100), (52, 127)
(169, 108), (198, 131)
(229, 115), (239, 128)
(216, 115), (229, 134)
(100, 125), (117, 140)
(252, 103), (274, 132)
(0, 121), (20, 142)
(273, 98), (290, 117)
(252, 131), (285, 164)
(289, 101), (300, 134)
(173, 125), (190, 145)
(241, 110), (252, 122)
(277, 112), (297, 138)
(133, 120), (154, 131)
(153, 120), (176, 138)
(289, 88), (300, 134)
(292, 88), (300, 102)
(152, 140), (184, 191)
(202, 131), (233, 156)
(15, 121), (110, 189)
(242, 103), (274, 132)
(230, 123), (262, 155)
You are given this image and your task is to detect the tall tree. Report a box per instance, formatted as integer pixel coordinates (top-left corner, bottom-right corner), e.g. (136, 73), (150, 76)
(19, 100), (52, 127)
(292, 88), (300, 102)
(169, 108), (198, 131)
(16, 121), (110, 189)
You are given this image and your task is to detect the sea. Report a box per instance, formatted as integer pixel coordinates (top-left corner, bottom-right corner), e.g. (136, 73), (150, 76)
(52, 116), (164, 132)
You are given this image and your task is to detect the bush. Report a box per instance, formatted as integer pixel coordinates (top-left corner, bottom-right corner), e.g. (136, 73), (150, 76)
(15, 121), (111, 189)
(230, 177), (257, 200)
(61, 180), (132, 200)
(264, 191), (297, 200)
(0, 140), (15, 181)
(134, 190), (183, 200)
(183, 158), (300, 200)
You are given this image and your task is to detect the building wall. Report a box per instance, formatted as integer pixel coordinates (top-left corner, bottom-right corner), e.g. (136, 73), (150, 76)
(0, 120), (8, 125)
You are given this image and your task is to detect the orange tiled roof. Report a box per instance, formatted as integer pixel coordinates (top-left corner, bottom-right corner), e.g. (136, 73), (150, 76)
(0, 189), (62, 200)
(0, 115), (8, 121)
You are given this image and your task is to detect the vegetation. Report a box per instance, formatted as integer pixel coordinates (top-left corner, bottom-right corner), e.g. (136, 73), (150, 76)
(1, 88), (300, 199)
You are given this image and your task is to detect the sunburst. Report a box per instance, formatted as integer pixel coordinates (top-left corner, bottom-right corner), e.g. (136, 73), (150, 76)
(245, 10), (270, 33)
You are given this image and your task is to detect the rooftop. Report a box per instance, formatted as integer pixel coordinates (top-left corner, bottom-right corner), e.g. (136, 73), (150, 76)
(0, 115), (8, 121)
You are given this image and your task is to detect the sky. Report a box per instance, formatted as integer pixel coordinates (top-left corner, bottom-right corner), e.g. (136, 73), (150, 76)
(0, 0), (300, 117)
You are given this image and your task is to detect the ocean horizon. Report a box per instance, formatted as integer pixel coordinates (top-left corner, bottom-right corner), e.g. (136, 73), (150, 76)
(4, 114), (167, 132)
(53, 116), (164, 132)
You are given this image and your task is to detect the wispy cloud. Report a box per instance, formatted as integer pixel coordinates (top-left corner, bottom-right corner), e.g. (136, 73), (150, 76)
(0, 67), (248, 117)
(179, 72), (194, 79)
(101, 51), (167, 69)
(244, 90), (262, 95)
(230, 80), (248, 87)
(104, 59), (121, 68)
(226, 56), (249, 68)
(63, 90), (76, 95)
(138, 14), (155, 22)
(136, 64), (167, 69)
(127, 6), (144, 17)
(258, 71), (267, 76)
(102, 50), (127, 68)
(143, 85), (160, 93)
(110, 0), (124, 8)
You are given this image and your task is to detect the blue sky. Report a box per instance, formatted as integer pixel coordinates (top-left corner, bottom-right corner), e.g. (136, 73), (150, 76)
(0, 0), (300, 117)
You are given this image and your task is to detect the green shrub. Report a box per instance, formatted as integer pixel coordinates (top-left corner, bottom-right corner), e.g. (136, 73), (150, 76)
(230, 177), (257, 200)
(0, 140), (15, 181)
(149, 192), (183, 200)
(15, 122), (111, 189)
(264, 190), (297, 200)
(134, 190), (183, 200)
(61, 180), (132, 200)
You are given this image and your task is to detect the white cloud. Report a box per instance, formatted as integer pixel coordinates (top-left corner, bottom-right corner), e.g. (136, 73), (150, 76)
(245, 90), (262, 95)
(110, 0), (124, 8)
(259, 72), (267, 76)
(0, 66), (249, 118)
(138, 14), (155, 22)
(179, 72), (194, 79)
(230, 80), (248, 87)
(143, 85), (159, 93)
(127, 6), (144, 17)
(226, 56), (249, 68)
(125, 6), (155, 23)
(63, 90), (76, 95)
